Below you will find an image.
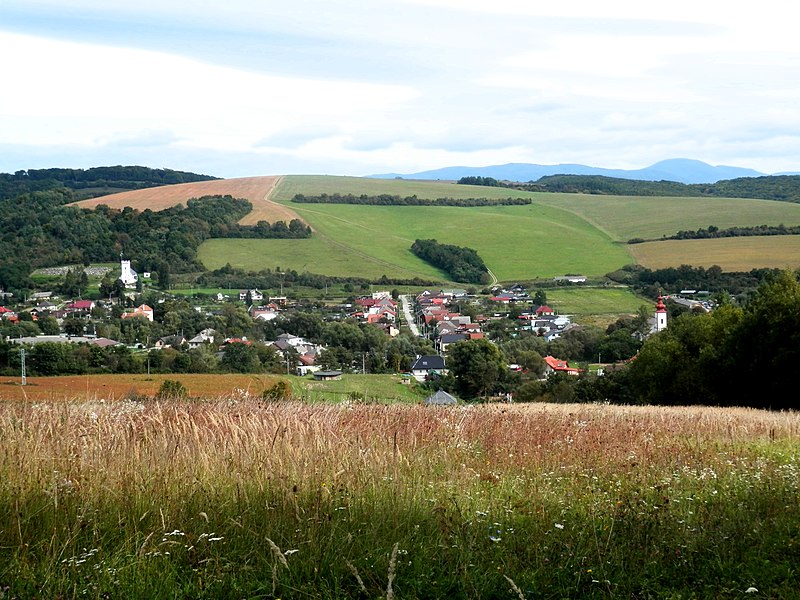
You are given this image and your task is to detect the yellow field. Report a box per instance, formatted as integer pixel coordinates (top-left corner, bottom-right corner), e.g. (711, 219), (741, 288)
(629, 235), (800, 270)
(73, 175), (300, 225)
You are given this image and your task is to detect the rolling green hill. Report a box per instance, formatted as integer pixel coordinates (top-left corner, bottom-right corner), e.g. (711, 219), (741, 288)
(199, 176), (632, 281)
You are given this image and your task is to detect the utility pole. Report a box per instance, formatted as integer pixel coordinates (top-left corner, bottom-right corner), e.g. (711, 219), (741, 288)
(20, 348), (26, 386)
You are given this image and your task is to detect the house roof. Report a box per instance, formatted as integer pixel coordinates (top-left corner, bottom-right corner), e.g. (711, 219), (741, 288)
(543, 355), (581, 373)
(424, 390), (458, 405)
(68, 300), (95, 309)
(439, 333), (468, 344)
(411, 355), (446, 371)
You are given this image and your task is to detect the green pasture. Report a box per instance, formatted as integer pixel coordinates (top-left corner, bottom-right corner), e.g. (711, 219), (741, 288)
(535, 192), (800, 241)
(291, 373), (426, 403)
(546, 286), (648, 315)
(200, 197), (632, 282)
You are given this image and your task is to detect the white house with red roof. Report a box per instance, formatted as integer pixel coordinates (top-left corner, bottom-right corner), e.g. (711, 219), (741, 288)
(121, 304), (154, 321)
(543, 355), (581, 377)
(66, 300), (96, 313)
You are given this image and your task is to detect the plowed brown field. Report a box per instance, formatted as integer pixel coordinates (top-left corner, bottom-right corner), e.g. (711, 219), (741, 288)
(74, 175), (300, 225)
(0, 373), (282, 401)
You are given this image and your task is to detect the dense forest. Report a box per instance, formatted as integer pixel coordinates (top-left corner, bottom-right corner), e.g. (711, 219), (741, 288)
(0, 193), (309, 294)
(0, 166), (217, 201)
(292, 193), (530, 206)
(410, 238), (490, 284)
(458, 172), (800, 203)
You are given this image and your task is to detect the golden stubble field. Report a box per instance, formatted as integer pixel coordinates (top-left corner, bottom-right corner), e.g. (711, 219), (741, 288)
(74, 175), (300, 225)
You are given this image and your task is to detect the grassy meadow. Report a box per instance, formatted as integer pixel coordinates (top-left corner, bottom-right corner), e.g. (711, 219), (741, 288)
(200, 199), (632, 281)
(2, 399), (799, 598)
(545, 286), (648, 316)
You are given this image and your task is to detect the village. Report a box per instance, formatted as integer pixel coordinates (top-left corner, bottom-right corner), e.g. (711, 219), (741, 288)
(0, 256), (686, 402)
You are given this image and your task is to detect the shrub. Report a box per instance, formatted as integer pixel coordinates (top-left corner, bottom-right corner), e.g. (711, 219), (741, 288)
(155, 379), (188, 400)
(261, 380), (292, 402)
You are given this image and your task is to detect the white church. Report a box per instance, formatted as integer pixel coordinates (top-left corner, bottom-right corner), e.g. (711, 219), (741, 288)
(119, 257), (139, 289)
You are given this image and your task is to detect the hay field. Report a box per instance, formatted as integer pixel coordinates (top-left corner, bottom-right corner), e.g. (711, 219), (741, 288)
(3, 399), (800, 597)
(629, 235), (800, 271)
(74, 175), (300, 224)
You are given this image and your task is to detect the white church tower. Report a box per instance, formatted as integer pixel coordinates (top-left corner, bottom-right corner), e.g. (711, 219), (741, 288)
(119, 255), (139, 289)
(654, 295), (668, 332)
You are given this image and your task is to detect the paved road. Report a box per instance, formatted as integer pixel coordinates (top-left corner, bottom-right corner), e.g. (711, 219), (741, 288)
(400, 295), (421, 336)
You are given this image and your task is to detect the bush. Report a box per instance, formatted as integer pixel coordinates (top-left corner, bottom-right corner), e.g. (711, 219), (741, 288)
(155, 379), (188, 400)
(261, 380), (292, 402)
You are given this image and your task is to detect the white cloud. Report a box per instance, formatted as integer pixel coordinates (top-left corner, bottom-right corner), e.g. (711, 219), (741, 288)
(0, 31), (417, 152)
(2, 2), (800, 176)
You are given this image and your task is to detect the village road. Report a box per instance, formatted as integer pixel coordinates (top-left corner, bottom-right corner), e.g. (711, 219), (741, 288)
(400, 295), (421, 336)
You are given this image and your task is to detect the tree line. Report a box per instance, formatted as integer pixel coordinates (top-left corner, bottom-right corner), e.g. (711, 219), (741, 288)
(410, 239), (490, 284)
(654, 224), (800, 242)
(292, 193), (530, 206)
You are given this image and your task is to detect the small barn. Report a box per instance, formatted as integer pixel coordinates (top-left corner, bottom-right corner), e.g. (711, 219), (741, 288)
(424, 390), (459, 405)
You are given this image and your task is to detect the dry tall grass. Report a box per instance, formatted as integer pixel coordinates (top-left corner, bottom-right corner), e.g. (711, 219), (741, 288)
(3, 400), (799, 597)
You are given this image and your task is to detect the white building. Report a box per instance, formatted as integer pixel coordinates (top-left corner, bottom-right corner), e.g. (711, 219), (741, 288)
(119, 258), (138, 289)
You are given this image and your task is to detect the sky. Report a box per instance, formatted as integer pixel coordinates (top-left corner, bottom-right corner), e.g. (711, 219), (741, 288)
(2, 1), (800, 178)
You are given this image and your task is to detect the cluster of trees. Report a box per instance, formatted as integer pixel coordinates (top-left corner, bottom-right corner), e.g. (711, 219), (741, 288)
(606, 264), (779, 297)
(410, 239), (490, 284)
(0, 194), (309, 295)
(456, 176), (502, 187)
(291, 193), (530, 207)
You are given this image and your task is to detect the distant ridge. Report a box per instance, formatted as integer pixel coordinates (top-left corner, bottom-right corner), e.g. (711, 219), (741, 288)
(369, 158), (769, 185)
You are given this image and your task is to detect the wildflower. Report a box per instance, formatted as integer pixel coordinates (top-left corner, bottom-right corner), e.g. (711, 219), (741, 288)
(554, 523), (564, 530)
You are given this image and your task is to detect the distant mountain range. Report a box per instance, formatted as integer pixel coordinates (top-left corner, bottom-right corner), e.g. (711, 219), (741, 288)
(370, 159), (798, 185)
